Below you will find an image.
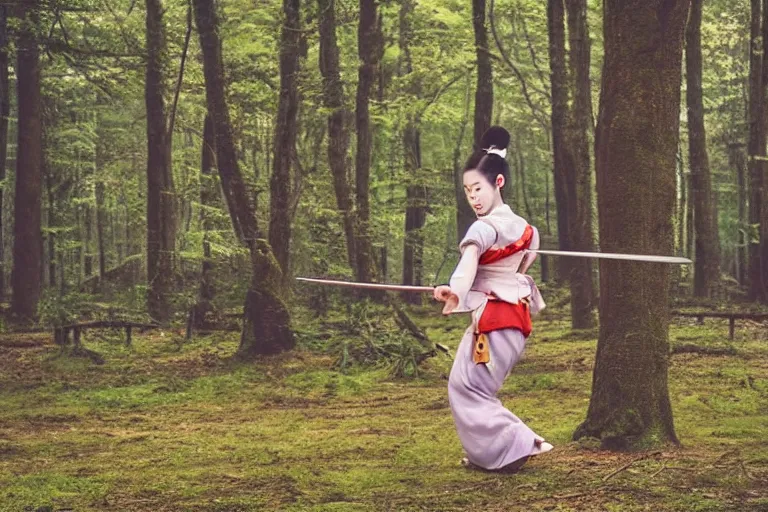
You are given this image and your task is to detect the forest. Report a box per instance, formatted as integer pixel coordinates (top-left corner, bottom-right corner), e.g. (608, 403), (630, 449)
(0, 0), (766, 510)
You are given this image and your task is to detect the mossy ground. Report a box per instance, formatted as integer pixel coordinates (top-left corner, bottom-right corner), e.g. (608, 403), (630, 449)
(0, 303), (766, 511)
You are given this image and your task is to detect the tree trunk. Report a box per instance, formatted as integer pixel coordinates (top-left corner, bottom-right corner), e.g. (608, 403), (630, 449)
(11, 1), (43, 322)
(0, 8), (8, 301)
(457, 0), (493, 240)
(400, 0), (426, 304)
(95, 125), (106, 282)
(685, 170), (694, 262)
(354, 0), (381, 284)
(193, 0), (294, 356)
(542, 170), (551, 283)
(269, 0), (301, 276)
(729, 143), (747, 285)
(46, 173), (56, 288)
(96, 180), (106, 280)
(574, 0), (688, 450)
(760, 0), (768, 302)
(84, 203), (93, 277)
(565, 0), (596, 328)
(402, 124), (425, 303)
(514, 136), (535, 221)
(193, 114), (216, 328)
(686, 0), (720, 298)
(318, 0), (357, 272)
(748, 0), (766, 301)
(454, 75), (473, 243)
(472, 0), (493, 150)
(547, 0), (571, 284)
(145, 0), (176, 323)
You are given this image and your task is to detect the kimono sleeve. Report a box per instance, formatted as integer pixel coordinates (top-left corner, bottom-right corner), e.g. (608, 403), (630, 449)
(449, 221), (496, 311)
(458, 220), (497, 255)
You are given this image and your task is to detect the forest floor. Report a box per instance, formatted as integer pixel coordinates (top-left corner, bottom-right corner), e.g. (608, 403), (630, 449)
(0, 300), (767, 511)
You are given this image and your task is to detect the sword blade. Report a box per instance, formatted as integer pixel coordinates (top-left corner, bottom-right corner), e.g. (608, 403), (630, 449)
(529, 249), (691, 264)
(296, 277), (435, 293)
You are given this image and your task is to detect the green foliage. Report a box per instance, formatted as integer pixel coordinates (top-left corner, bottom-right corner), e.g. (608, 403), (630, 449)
(37, 291), (97, 327)
(327, 300), (433, 378)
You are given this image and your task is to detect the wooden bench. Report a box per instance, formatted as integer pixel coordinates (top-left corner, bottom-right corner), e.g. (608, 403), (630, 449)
(671, 311), (768, 340)
(54, 321), (160, 347)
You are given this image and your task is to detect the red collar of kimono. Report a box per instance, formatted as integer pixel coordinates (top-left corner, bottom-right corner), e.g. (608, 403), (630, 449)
(478, 224), (534, 265)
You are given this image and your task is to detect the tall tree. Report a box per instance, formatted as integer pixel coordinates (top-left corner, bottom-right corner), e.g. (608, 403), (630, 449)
(354, 0), (381, 283)
(95, 180), (106, 280)
(0, 5), (9, 301)
(193, 114), (216, 328)
(95, 124), (107, 282)
(145, 0), (176, 323)
(45, 170), (56, 289)
(400, 0), (426, 303)
(565, 0), (596, 328)
(318, 0), (356, 272)
(686, 0), (720, 298)
(574, 0), (689, 449)
(456, 0), (493, 241)
(472, 0), (493, 150)
(760, 0), (768, 302)
(269, 0), (301, 276)
(728, 143), (748, 285)
(546, 0), (572, 283)
(193, 0), (294, 356)
(747, 0), (767, 302)
(11, 1), (43, 321)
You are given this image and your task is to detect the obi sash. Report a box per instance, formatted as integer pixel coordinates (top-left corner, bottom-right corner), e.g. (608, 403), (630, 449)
(477, 299), (532, 337)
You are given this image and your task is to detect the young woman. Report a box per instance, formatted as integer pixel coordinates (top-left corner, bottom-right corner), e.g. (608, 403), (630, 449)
(434, 126), (553, 472)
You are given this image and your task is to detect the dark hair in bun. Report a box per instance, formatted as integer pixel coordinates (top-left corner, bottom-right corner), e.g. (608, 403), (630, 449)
(463, 126), (511, 194)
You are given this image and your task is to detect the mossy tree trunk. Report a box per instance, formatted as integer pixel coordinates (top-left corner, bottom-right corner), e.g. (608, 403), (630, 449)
(547, 0), (571, 284)
(11, 0), (42, 322)
(457, 0), (493, 241)
(728, 143), (747, 285)
(686, 0), (721, 298)
(452, 76), (473, 248)
(354, 0), (381, 284)
(0, 7), (8, 302)
(760, 0), (768, 303)
(318, 0), (357, 273)
(269, 0), (301, 277)
(747, 0), (767, 302)
(193, 114), (216, 327)
(95, 143), (107, 281)
(400, 0), (426, 305)
(193, 0), (294, 356)
(573, 0), (688, 450)
(565, 0), (596, 328)
(145, 0), (176, 323)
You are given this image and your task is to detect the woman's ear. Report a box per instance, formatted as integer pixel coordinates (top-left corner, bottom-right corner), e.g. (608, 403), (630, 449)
(496, 174), (505, 188)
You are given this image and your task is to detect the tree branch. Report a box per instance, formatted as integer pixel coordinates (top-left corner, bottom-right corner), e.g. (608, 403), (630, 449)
(167, 0), (192, 138)
(488, 0), (549, 127)
(517, 3), (551, 101)
(416, 71), (468, 121)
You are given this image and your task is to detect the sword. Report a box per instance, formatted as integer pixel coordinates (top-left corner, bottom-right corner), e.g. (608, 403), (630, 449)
(295, 277), (435, 292)
(527, 249), (691, 264)
(297, 251), (690, 291)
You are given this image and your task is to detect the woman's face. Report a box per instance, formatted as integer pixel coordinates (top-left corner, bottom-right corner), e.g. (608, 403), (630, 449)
(463, 169), (503, 217)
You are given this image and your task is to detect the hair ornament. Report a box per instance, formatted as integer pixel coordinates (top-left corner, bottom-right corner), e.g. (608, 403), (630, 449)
(484, 146), (507, 159)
